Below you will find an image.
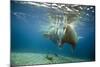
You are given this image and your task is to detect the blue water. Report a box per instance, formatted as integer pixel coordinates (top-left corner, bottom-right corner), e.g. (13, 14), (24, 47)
(11, 1), (95, 61)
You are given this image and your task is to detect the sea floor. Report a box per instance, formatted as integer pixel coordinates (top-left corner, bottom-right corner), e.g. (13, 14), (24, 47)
(11, 52), (90, 66)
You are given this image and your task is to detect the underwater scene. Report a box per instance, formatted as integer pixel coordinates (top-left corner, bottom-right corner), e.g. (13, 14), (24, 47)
(11, 1), (95, 66)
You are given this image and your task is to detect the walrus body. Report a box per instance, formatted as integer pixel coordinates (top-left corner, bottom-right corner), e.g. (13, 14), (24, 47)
(43, 24), (78, 49)
(60, 25), (78, 49)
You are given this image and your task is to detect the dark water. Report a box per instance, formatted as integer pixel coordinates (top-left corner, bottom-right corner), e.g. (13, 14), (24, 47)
(11, 1), (95, 61)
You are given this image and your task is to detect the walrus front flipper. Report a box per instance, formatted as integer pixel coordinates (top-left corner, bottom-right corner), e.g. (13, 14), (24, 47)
(61, 25), (78, 49)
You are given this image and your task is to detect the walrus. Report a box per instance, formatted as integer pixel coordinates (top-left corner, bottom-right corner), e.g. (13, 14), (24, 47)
(58, 25), (78, 49)
(43, 24), (78, 49)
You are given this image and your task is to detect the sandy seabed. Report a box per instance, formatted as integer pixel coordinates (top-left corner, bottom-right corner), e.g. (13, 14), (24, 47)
(11, 52), (89, 66)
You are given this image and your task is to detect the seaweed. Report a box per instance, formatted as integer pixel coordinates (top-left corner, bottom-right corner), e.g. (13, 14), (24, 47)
(45, 55), (54, 62)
